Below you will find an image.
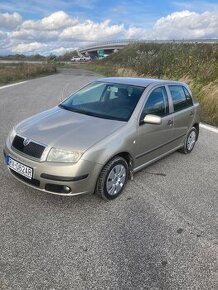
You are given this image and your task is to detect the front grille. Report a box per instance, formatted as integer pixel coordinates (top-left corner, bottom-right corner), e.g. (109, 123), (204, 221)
(10, 169), (40, 187)
(12, 135), (45, 159)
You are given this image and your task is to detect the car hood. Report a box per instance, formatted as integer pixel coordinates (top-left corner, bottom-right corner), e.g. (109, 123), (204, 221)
(15, 106), (125, 152)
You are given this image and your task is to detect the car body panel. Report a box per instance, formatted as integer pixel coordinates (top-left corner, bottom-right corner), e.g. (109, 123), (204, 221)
(15, 106), (126, 153)
(4, 77), (200, 196)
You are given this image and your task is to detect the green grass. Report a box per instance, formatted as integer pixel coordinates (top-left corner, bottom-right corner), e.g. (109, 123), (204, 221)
(0, 63), (57, 85)
(82, 43), (218, 126)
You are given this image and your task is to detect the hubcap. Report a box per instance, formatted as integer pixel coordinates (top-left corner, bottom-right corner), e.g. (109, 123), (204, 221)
(187, 131), (196, 151)
(106, 164), (126, 195)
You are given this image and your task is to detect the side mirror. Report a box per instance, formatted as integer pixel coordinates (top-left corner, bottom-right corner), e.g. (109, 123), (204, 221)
(142, 114), (162, 125)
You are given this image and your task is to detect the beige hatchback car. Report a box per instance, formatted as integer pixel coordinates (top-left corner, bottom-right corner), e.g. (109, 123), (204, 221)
(4, 77), (200, 200)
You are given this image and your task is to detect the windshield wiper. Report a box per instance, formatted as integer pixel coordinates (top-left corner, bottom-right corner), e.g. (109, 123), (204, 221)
(59, 104), (126, 121)
(59, 104), (84, 114)
(59, 104), (101, 116)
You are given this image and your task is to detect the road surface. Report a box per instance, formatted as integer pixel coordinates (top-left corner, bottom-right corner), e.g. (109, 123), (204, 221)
(0, 69), (217, 290)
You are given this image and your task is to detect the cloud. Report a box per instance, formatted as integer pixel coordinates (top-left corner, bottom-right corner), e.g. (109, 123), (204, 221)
(21, 11), (78, 31)
(0, 12), (22, 30)
(151, 10), (218, 39)
(60, 19), (124, 41)
(11, 42), (47, 53)
(1, 9), (218, 55)
(125, 27), (147, 39)
(51, 47), (77, 55)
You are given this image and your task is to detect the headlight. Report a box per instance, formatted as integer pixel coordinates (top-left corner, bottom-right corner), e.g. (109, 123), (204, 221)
(8, 127), (16, 144)
(47, 148), (82, 163)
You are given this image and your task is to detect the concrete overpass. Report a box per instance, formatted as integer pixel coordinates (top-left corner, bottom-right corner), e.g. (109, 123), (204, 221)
(78, 39), (138, 58)
(78, 39), (218, 59)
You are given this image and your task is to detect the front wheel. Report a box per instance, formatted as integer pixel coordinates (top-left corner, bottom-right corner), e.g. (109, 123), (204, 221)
(96, 156), (128, 200)
(179, 127), (198, 154)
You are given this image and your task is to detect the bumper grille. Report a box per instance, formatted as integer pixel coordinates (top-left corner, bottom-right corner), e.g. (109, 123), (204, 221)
(12, 135), (45, 159)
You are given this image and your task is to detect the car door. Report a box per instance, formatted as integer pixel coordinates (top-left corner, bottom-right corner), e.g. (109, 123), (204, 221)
(167, 85), (195, 147)
(134, 85), (175, 169)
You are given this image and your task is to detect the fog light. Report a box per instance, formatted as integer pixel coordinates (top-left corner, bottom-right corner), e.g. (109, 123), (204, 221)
(45, 184), (72, 194)
(63, 186), (71, 193)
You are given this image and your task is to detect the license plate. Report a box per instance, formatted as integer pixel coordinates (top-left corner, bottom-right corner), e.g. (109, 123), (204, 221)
(7, 156), (33, 180)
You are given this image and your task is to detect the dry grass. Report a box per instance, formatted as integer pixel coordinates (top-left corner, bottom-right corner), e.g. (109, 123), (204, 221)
(198, 83), (218, 125)
(0, 63), (57, 85)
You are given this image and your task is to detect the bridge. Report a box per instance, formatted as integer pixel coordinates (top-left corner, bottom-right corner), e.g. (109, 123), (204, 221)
(78, 39), (145, 58)
(78, 39), (218, 58)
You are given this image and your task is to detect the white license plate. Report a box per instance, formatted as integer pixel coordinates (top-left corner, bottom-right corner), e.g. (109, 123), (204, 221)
(7, 157), (33, 179)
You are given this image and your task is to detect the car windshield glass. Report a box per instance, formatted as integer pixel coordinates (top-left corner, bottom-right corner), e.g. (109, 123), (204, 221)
(59, 81), (145, 121)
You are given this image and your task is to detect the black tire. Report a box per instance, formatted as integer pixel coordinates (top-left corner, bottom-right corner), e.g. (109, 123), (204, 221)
(96, 156), (128, 200)
(179, 127), (198, 154)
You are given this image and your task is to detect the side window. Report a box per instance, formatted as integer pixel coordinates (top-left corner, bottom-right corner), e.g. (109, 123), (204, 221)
(169, 85), (193, 112)
(183, 87), (193, 106)
(141, 87), (169, 118)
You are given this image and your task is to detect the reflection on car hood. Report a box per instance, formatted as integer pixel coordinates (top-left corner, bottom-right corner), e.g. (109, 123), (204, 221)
(15, 106), (125, 152)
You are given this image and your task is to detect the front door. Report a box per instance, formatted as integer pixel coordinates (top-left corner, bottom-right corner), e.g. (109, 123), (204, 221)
(134, 86), (175, 169)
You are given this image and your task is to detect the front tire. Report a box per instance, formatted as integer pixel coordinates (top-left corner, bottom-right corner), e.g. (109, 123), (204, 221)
(96, 156), (128, 200)
(179, 127), (198, 154)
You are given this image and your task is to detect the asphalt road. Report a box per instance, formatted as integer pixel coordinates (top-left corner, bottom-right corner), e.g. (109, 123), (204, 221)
(0, 69), (217, 290)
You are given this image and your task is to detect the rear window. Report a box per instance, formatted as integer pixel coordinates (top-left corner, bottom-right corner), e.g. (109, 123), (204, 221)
(169, 85), (193, 112)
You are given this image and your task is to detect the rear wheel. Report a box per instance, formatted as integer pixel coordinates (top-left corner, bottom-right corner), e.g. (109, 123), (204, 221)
(179, 127), (197, 154)
(96, 156), (128, 200)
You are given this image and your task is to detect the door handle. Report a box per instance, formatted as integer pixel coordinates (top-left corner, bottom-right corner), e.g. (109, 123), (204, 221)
(167, 120), (173, 126)
(190, 110), (194, 116)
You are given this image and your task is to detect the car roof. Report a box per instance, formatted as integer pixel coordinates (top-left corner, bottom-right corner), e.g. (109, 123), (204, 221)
(96, 77), (185, 87)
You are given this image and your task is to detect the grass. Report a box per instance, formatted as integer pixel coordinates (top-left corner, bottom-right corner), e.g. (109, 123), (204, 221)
(80, 43), (218, 126)
(0, 63), (57, 85)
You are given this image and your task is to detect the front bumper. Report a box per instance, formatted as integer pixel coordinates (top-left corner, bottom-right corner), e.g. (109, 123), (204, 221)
(3, 144), (102, 196)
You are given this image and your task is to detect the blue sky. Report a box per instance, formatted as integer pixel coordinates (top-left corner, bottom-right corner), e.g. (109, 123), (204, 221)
(0, 0), (218, 55)
(1, 0), (218, 26)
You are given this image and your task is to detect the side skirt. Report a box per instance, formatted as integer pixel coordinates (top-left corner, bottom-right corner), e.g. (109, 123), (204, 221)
(133, 145), (183, 173)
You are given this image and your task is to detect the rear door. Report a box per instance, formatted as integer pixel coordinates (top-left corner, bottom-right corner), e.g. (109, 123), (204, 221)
(167, 85), (195, 146)
(135, 86), (175, 169)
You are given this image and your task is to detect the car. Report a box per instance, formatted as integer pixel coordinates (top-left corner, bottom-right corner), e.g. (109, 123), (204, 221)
(4, 77), (200, 200)
(71, 56), (91, 62)
(81, 56), (91, 62)
(71, 56), (82, 62)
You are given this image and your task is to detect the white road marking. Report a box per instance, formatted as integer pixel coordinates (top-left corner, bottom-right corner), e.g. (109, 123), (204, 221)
(0, 81), (28, 90)
(200, 123), (218, 134)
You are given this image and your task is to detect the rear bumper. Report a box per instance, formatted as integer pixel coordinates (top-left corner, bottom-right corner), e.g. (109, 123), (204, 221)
(3, 144), (102, 196)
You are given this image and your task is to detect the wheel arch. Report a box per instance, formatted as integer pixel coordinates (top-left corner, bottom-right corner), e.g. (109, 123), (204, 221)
(94, 151), (134, 194)
(192, 123), (199, 140)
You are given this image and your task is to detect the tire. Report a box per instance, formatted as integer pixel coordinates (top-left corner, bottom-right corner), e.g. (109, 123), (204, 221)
(96, 156), (128, 200)
(179, 127), (198, 154)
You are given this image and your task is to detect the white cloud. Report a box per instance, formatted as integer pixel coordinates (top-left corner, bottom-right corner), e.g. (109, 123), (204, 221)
(151, 10), (218, 39)
(11, 42), (47, 53)
(51, 47), (77, 55)
(60, 19), (124, 41)
(1, 9), (218, 55)
(125, 27), (147, 39)
(0, 12), (22, 30)
(21, 11), (78, 31)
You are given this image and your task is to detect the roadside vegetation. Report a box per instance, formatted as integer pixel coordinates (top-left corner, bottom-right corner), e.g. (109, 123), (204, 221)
(0, 63), (57, 85)
(82, 43), (218, 126)
(0, 53), (46, 61)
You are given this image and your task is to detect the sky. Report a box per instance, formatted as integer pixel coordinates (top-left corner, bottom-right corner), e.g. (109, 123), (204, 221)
(0, 0), (218, 55)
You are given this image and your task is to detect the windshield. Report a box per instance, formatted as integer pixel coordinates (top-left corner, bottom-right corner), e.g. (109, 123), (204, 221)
(59, 81), (145, 122)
